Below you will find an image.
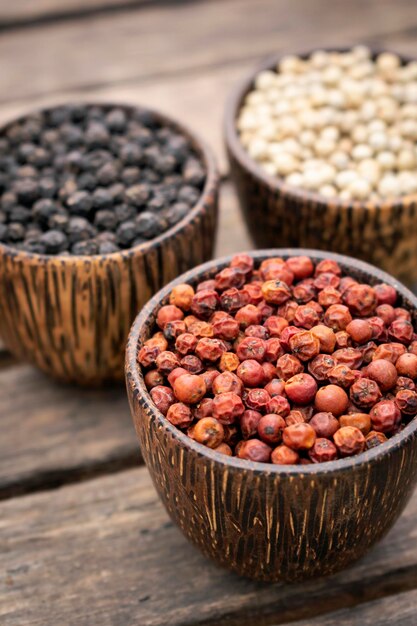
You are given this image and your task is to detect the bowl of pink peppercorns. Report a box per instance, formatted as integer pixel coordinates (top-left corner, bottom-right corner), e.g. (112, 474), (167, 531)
(126, 249), (417, 582)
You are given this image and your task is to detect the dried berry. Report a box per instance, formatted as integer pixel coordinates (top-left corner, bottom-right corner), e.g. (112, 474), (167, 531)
(350, 377), (382, 409)
(271, 445), (299, 465)
(150, 385), (175, 415)
(276, 354), (303, 380)
(365, 430), (388, 449)
(339, 413), (371, 435)
(257, 413), (286, 444)
(289, 330), (320, 361)
(309, 438), (338, 463)
(212, 371), (243, 396)
(370, 400), (401, 433)
(283, 422), (316, 450)
(366, 359), (398, 391)
(343, 284), (377, 317)
(315, 384), (349, 416)
(166, 402), (193, 428)
(190, 417), (224, 448)
(334, 426), (365, 456)
(285, 373), (317, 405)
(396, 353), (417, 379)
(310, 324), (336, 353)
(237, 359), (265, 387)
(240, 409), (262, 439)
(212, 392), (245, 424)
(169, 284), (195, 311)
(173, 374), (206, 404)
(310, 412), (339, 438)
(236, 439), (271, 462)
(395, 389), (417, 415)
(245, 388), (271, 412)
(308, 354), (335, 381)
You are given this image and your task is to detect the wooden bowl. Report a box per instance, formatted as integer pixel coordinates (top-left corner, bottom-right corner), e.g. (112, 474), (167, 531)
(0, 103), (219, 385)
(126, 248), (417, 582)
(224, 48), (417, 287)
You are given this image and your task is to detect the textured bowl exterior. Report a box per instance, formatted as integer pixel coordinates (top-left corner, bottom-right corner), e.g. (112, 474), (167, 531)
(126, 249), (417, 582)
(224, 49), (417, 287)
(0, 103), (219, 385)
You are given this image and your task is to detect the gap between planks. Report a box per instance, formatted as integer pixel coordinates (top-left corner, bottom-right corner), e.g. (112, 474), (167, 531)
(0, 0), (205, 33)
(2, 465), (417, 626)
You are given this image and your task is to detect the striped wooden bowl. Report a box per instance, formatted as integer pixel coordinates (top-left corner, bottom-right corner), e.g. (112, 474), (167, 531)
(224, 48), (417, 288)
(126, 249), (417, 582)
(0, 103), (219, 385)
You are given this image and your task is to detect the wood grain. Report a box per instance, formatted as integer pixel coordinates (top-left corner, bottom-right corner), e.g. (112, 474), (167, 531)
(0, 0), (416, 103)
(0, 0), (150, 27)
(283, 589), (417, 626)
(2, 466), (417, 626)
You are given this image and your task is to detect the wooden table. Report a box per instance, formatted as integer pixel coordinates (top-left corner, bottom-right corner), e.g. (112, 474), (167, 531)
(2, 1), (417, 624)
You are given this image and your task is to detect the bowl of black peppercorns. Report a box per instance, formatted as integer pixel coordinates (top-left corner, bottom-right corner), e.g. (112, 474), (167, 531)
(0, 102), (219, 385)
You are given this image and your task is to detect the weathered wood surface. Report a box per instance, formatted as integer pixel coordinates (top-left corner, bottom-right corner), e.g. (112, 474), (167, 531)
(1, 0), (417, 623)
(1, 467), (417, 626)
(0, 364), (138, 499)
(0, 183), (250, 499)
(0, 0), (416, 105)
(283, 589), (417, 626)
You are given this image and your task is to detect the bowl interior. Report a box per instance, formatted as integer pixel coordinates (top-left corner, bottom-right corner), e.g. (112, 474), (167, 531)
(224, 47), (417, 209)
(126, 248), (417, 476)
(0, 101), (218, 264)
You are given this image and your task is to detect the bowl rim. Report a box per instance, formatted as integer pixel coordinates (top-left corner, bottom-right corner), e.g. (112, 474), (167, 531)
(224, 45), (417, 211)
(0, 100), (219, 264)
(126, 247), (417, 477)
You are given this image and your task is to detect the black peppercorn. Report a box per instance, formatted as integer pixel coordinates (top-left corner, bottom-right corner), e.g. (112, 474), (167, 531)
(72, 239), (99, 255)
(0, 104), (205, 256)
(124, 184), (150, 207)
(135, 211), (163, 238)
(94, 209), (118, 231)
(66, 191), (93, 216)
(10, 206), (31, 224)
(98, 240), (120, 254)
(116, 220), (137, 246)
(14, 178), (39, 205)
(67, 217), (95, 244)
(40, 230), (68, 254)
(7, 222), (25, 241)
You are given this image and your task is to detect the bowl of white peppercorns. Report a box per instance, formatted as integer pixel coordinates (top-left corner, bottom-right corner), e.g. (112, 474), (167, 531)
(0, 102), (219, 385)
(225, 46), (417, 287)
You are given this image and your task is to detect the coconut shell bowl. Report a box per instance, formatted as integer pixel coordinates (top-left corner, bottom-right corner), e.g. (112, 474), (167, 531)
(0, 103), (219, 385)
(224, 49), (417, 287)
(126, 249), (417, 582)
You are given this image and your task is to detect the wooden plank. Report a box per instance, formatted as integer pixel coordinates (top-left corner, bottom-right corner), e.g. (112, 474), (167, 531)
(0, 363), (139, 499)
(0, 0), (416, 104)
(283, 589), (417, 626)
(2, 466), (417, 626)
(0, 182), (248, 499)
(0, 0), (150, 28)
